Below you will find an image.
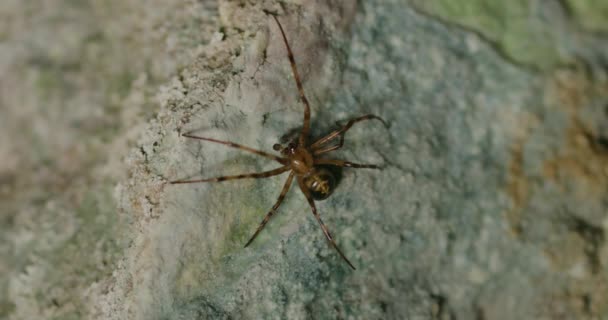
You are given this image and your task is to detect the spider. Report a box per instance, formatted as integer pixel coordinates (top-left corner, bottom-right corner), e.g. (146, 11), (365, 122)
(171, 13), (387, 270)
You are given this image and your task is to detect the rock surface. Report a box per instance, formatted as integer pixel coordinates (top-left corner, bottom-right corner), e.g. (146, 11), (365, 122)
(1, 0), (607, 319)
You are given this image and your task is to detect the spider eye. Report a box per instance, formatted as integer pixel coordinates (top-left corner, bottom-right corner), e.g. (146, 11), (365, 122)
(272, 144), (282, 151)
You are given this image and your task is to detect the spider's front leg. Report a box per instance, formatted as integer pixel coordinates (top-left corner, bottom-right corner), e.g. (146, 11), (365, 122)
(170, 166), (289, 184)
(311, 114), (388, 155)
(170, 133), (290, 184)
(268, 14), (312, 146)
(181, 133), (286, 162)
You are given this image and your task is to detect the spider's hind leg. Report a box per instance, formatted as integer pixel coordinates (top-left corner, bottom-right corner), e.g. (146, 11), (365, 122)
(267, 13), (312, 146)
(297, 177), (356, 270)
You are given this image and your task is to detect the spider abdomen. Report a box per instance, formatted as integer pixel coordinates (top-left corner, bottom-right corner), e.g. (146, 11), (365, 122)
(303, 168), (336, 200)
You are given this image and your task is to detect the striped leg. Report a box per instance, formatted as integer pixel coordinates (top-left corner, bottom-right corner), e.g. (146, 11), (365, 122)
(311, 114), (387, 153)
(297, 177), (356, 270)
(182, 133), (286, 164)
(269, 14), (312, 146)
(314, 159), (380, 169)
(170, 166), (289, 184)
(312, 143), (341, 155)
(244, 172), (295, 247)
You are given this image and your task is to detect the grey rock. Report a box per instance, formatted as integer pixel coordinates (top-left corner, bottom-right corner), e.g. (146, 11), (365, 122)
(1, 0), (607, 319)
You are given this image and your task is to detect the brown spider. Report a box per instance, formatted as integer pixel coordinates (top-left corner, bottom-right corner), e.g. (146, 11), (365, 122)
(171, 14), (387, 270)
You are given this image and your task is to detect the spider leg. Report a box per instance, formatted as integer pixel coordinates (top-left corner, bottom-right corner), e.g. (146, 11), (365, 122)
(311, 114), (387, 153)
(182, 133), (286, 164)
(314, 159), (380, 169)
(269, 14), (312, 146)
(312, 143), (341, 155)
(244, 172), (295, 247)
(170, 166), (289, 184)
(297, 177), (356, 270)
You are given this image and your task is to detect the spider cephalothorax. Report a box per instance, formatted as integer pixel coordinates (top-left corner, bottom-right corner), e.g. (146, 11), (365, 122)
(171, 13), (387, 270)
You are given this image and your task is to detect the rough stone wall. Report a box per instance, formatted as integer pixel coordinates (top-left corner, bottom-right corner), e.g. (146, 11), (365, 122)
(1, 0), (607, 319)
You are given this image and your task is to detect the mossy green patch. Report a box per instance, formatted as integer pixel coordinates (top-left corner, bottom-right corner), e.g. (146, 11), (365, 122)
(0, 300), (16, 318)
(411, 0), (567, 70)
(42, 185), (124, 318)
(34, 66), (69, 100)
(566, 0), (608, 32)
(107, 70), (135, 101)
(211, 158), (287, 260)
(217, 183), (267, 255)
